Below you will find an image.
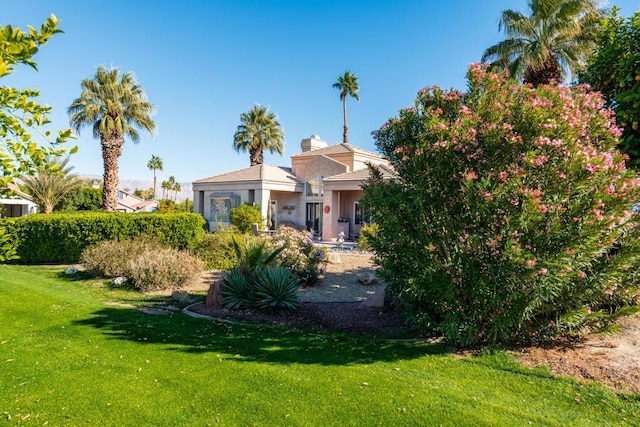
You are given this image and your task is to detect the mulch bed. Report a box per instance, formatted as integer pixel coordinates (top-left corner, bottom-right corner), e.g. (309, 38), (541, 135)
(188, 301), (415, 335)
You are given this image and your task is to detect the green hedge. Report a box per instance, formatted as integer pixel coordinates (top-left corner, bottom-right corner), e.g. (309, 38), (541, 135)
(2, 212), (206, 264)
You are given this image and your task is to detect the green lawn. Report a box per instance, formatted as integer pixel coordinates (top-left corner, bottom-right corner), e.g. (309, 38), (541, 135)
(1, 265), (639, 426)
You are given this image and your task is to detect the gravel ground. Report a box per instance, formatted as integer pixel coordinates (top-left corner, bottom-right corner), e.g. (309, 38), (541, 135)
(185, 253), (416, 335)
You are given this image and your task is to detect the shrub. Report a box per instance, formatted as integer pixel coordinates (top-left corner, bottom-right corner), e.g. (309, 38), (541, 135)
(81, 236), (161, 278)
(251, 266), (301, 315)
(229, 204), (263, 234)
(192, 228), (239, 270)
(3, 212), (205, 264)
(81, 236), (204, 291)
(357, 223), (378, 252)
(266, 226), (328, 286)
(220, 235), (301, 315)
(127, 248), (204, 292)
(362, 64), (640, 346)
(220, 267), (253, 310)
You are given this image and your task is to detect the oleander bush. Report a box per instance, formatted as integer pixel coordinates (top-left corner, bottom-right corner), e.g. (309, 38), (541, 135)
(362, 63), (640, 346)
(267, 226), (328, 286)
(81, 236), (204, 291)
(3, 212), (205, 264)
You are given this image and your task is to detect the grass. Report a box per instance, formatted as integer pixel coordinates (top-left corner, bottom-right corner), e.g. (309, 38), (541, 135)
(1, 264), (639, 426)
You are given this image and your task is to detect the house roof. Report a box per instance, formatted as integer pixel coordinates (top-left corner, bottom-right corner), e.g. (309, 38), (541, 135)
(323, 163), (396, 182)
(291, 142), (383, 159)
(193, 164), (302, 185)
(3, 181), (34, 202)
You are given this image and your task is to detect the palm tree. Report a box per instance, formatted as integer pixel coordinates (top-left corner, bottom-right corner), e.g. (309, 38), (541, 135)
(332, 71), (360, 144)
(173, 181), (182, 202)
(68, 66), (156, 211)
(481, 0), (606, 86)
(233, 104), (284, 166)
(146, 154), (163, 200)
(161, 179), (170, 200)
(166, 176), (176, 200)
(20, 156), (81, 214)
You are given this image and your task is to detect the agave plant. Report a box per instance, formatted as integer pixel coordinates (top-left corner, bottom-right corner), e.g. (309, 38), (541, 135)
(221, 267), (253, 310)
(250, 266), (302, 315)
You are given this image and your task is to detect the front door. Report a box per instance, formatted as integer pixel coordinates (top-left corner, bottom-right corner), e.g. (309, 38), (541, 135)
(305, 202), (322, 238)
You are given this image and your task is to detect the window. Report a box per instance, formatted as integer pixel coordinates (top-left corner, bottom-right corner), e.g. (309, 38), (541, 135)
(305, 176), (323, 197)
(354, 201), (370, 225)
(209, 195), (240, 222)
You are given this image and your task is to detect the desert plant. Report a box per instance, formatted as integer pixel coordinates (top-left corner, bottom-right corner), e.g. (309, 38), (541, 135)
(220, 267), (253, 310)
(267, 226), (327, 286)
(126, 247), (204, 292)
(250, 266), (301, 315)
(229, 204), (263, 234)
(362, 63), (640, 346)
(81, 236), (162, 278)
(232, 235), (282, 276)
(81, 236), (203, 291)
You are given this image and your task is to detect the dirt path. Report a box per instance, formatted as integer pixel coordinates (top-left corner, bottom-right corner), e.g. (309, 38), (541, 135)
(514, 316), (640, 394)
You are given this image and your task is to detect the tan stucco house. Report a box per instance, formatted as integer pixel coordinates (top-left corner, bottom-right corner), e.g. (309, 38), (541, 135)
(193, 135), (394, 240)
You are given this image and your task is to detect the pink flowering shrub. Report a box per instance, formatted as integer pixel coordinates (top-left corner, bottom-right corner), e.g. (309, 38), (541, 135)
(362, 64), (640, 346)
(267, 226), (328, 286)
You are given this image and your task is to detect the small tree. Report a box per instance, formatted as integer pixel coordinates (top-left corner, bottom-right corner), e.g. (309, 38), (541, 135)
(580, 8), (640, 165)
(21, 156), (81, 213)
(229, 203), (262, 234)
(363, 64), (640, 346)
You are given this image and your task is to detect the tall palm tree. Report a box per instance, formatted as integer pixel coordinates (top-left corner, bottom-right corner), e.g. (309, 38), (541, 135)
(173, 181), (182, 202)
(233, 104), (284, 166)
(161, 179), (170, 200)
(332, 70), (360, 144)
(481, 0), (606, 86)
(146, 154), (163, 199)
(166, 176), (176, 201)
(68, 66), (156, 211)
(20, 156), (81, 214)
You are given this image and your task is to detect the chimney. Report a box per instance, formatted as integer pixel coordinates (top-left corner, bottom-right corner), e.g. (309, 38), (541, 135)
(300, 134), (328, 152)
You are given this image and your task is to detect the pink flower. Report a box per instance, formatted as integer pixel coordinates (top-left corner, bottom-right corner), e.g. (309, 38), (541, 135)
(463, 170), (478, 181)
(538, 268), (548, 275)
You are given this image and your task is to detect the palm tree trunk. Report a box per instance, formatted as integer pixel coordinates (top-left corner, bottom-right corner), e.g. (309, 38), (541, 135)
(101, 136), (122, 212)
(342, 97), (348, 144)
(249, 147), (263, 166)
(153, 171), (157, 200)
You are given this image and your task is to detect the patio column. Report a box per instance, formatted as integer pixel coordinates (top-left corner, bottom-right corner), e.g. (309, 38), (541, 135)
(322, 189), (339, 240)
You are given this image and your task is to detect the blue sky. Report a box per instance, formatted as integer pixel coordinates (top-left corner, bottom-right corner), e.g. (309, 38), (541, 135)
(3, 1), (639, 186)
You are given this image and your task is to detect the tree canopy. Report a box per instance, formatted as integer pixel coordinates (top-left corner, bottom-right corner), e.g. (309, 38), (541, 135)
(482, 0), (606, 86)
(580, 7), (640, 165)
(233, 104), (284, 166)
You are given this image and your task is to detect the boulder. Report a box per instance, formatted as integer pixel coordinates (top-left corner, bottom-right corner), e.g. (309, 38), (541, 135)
(171, 290), (189, 302)
(111, 276), (128, 285)
(358, 272), (378, 286)
(64, 266), (77, 275)
(328, 253), (342, 264)
(358, 287), (388, 312)
(206, 282), (222, 308)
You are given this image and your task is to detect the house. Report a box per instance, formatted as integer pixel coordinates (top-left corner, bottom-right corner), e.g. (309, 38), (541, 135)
(193, 135), (393, 240)
(0, 182), (37, 217)
(116, 189), (159, 213)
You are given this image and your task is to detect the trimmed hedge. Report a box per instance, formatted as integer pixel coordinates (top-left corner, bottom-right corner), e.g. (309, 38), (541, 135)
(2, 212), (206, 264)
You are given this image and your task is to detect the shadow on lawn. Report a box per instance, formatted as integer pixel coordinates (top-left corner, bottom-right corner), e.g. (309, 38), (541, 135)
(72, 306), (445, 366)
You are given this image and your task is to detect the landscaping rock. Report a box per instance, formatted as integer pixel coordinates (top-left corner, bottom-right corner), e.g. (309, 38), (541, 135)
(171, 290), (189, 302)
(328, 253), (342, 264)
(358, 272), (378, 285)
(358, 287), (388, 312)
(206, 282), (222, 308)
(111, 276), (128, 285)
(64, 266), (77, 275)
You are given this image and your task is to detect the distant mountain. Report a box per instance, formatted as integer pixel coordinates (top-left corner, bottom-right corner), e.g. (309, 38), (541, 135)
(78, 175), (192, 202)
